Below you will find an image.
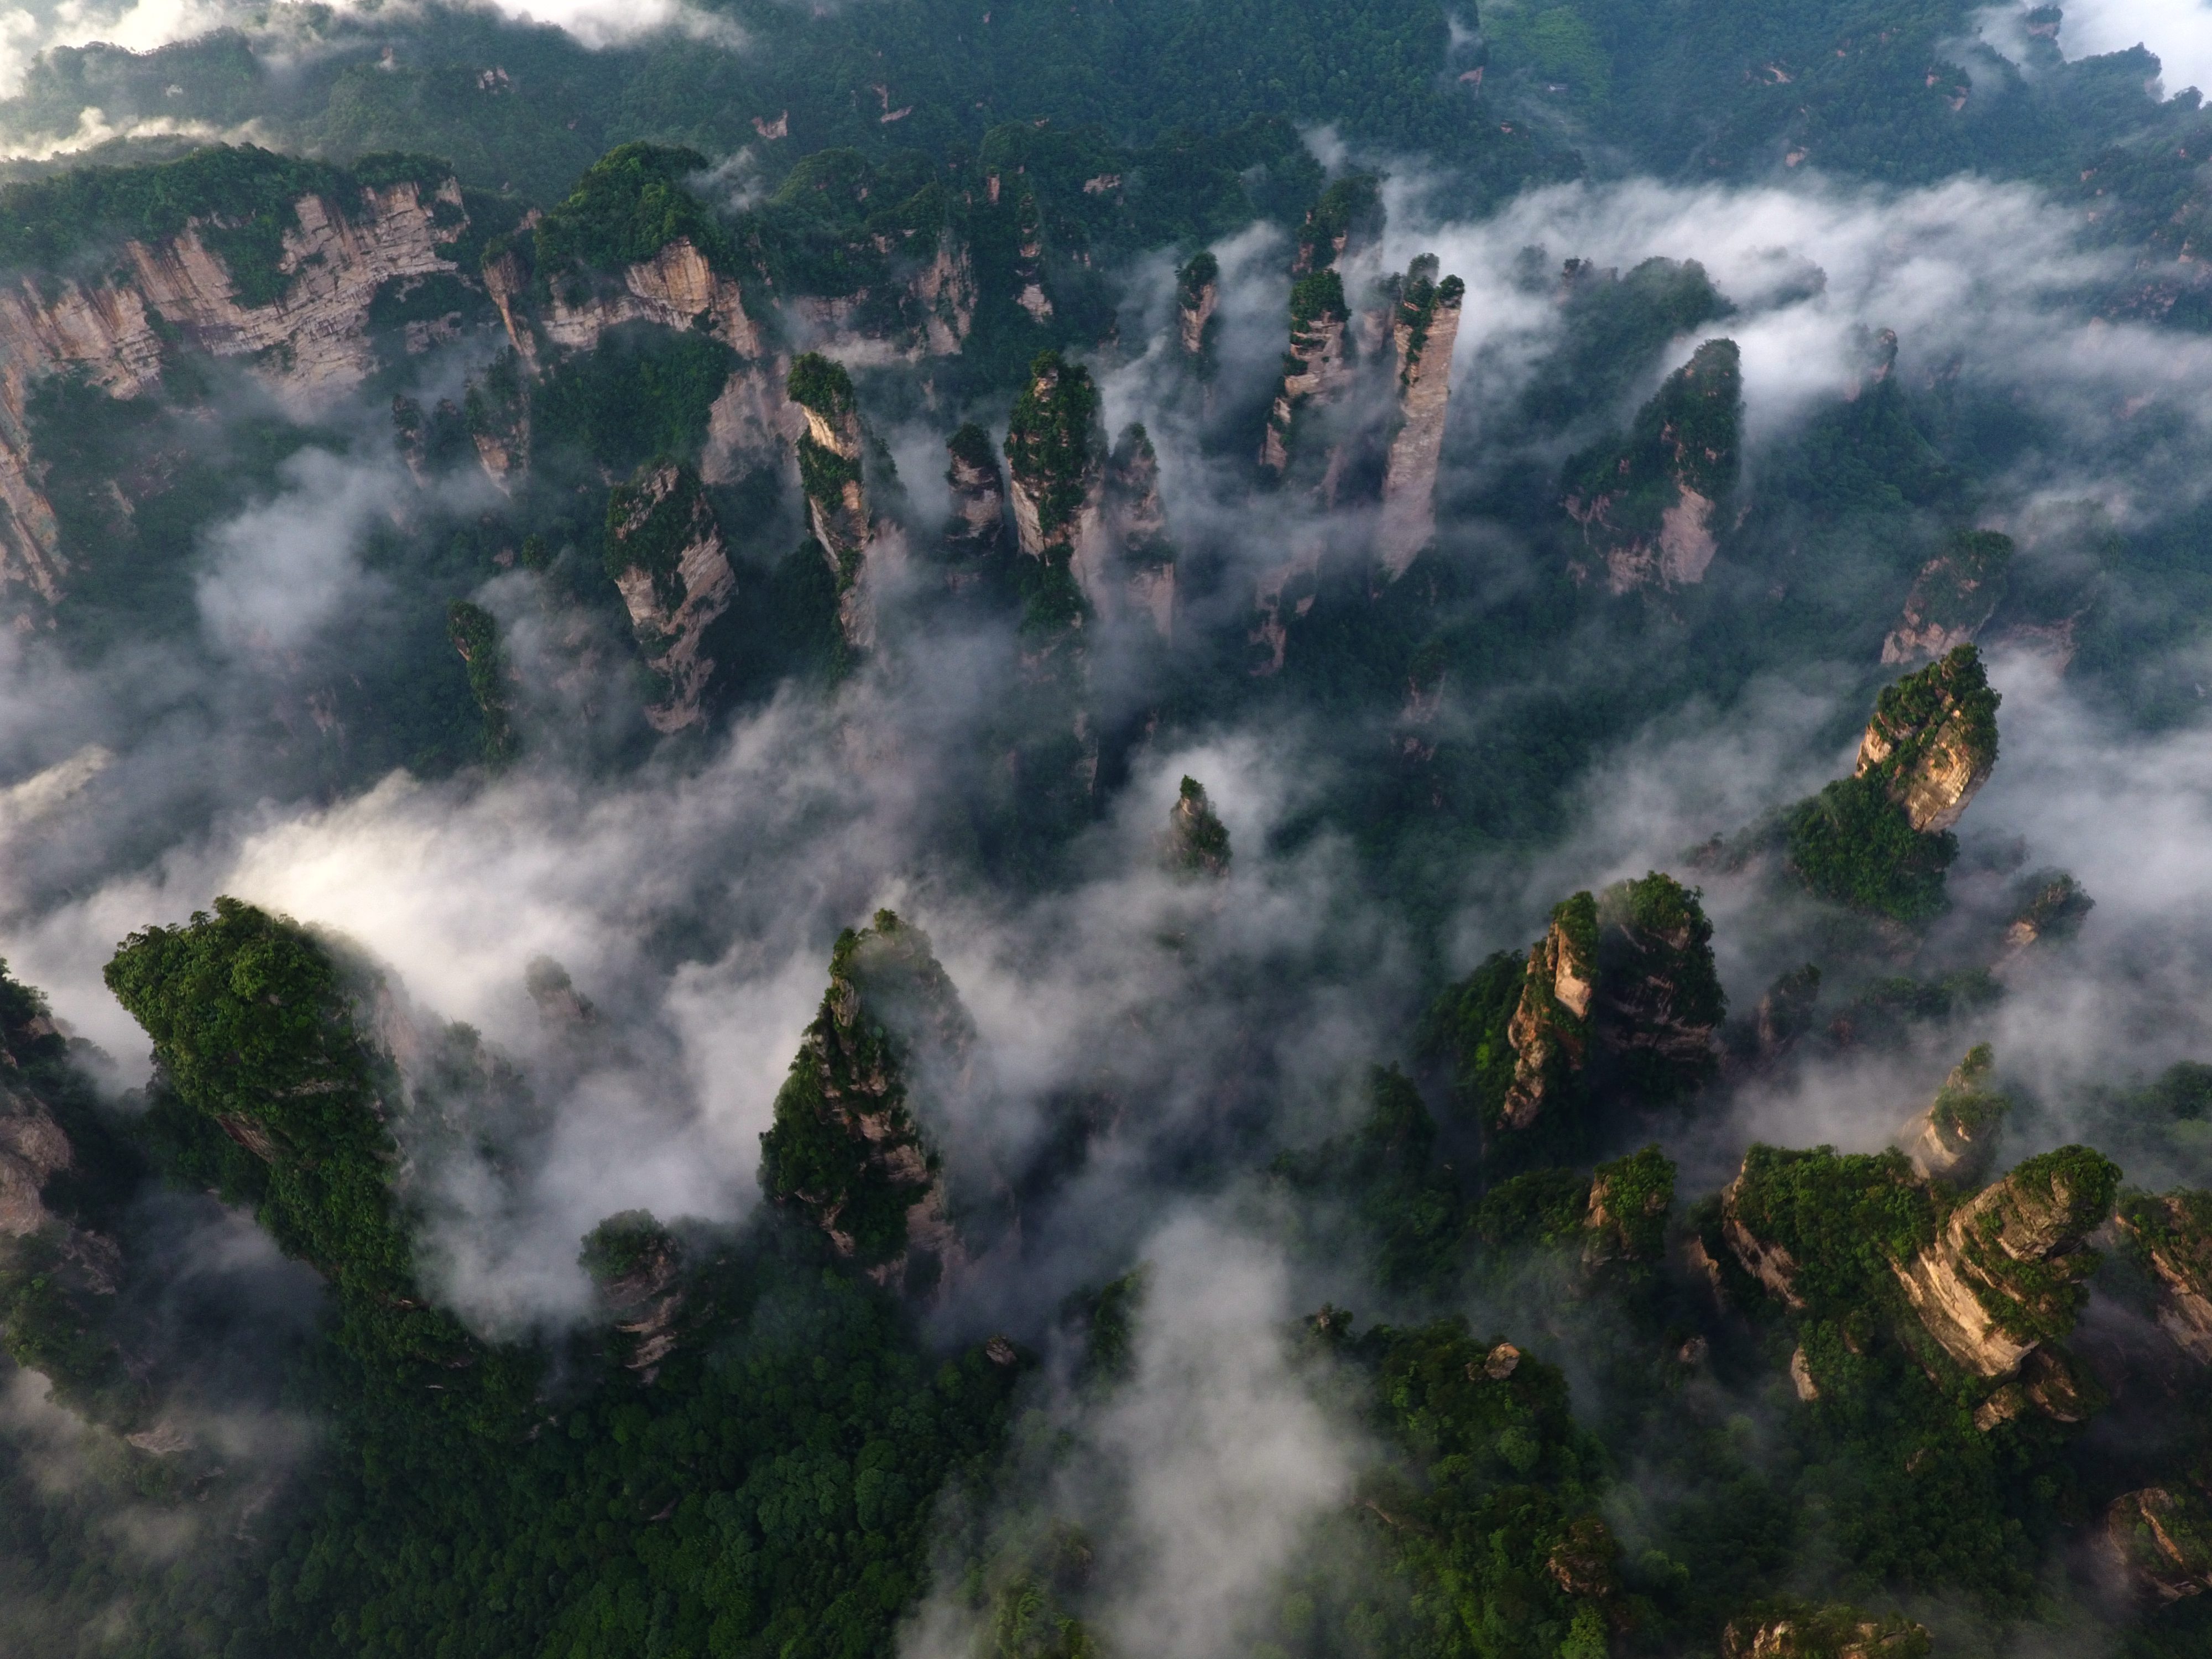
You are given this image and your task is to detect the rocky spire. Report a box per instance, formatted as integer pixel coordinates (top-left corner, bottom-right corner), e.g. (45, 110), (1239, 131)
(1163, 775), (1229, 877)
(2117, 1188), (2212, 1364)
(942, 421), (1011, 575)
(1562, 337), (1741, 593)
(1853, 643), (2000, 833)
(1376, 254), (1466, 578)
(1259, 267), (1353, 482)
(1094, 422), (1176, 637)
(758, 911), (978, 1295)
(788, 351), (901, 649)
(1004, 351), (1106, 572)
(1176, 250), (1219, 366)
(603, 462), (737, 732)
(1896, 1044), (2010, 1181)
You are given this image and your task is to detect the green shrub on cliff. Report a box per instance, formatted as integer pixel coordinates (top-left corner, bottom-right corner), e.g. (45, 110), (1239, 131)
(524, 142), (733, 275)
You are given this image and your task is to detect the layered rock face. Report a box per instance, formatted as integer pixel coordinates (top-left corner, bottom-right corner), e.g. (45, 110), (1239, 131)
(1588, 872), (1726, 1101)
(486, 234), (760, 366)
(758, 912), (977, 1292)
(1563, 338), (1741, 594)
(580, 1212), (687, 1379)
(2002, 870), (2094, 956)
(2117, 1190), (2212, 1364)
(1259, 269), (1353, 480)
(603, 465), (738, 733)
(0, 1086), (77, 1246)
(1500, 893), (1598, 1130)
(1881, 529), (2014, 665)
(1581, 1145), (1675, 1267)
(0, 175), (467, 610)
(1891, 1146), (2117, 1381)
(788, 352), (898, 648)
(1896, 1044), (2010, 1181)
(1854, 643), (2000, 833)
(1720, 1170), (1809, 1310)
(1376, 255), (1466, 578)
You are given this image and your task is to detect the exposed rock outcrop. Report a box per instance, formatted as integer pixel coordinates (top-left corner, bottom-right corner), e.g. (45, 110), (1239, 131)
(486, 234), (760, 367)
(1259, 269), (1353, 482)
(1290, 174), (1382, 278)
(1853, 643), (2000, 833)
(2117, 1190), (2212, 1364)
(1176, 250), (1219, 363)
(1588, 872), (1725, 1102)
(1897, 1044), (2010, 1182)
(1721, 1172), (1807, 1310)
(1376, 254), (1465, 578)
(1563, 338), (1741, 594)
(758, 911), (978, 1294)
(1720, 1603), (1930, 1658)
(1582, 1145), (1674, 1266)
(581, 1211), (686, 1378)
(2002, 869), (2093, 957)
(789, 352), (895, 649)
(1881, 529), (2013, 665)
(1086, 423), (1176, 637)
(0, 175), (468, 611)
(1500, 893), (1598, 1130)
(1492, 873), (1723, 1135)
(604, 463), (738, 732)
(2105, 1485), (2212, 1601)
(0, 1079), (70, 1239)
(1891, 1145), (2117, 1380)
(1004, 350), (1106, 581)
(940, 421), (1011, 582)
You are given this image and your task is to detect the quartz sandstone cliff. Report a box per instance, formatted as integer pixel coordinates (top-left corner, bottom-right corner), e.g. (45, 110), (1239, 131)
(2117, 1190), (2212, 1364)
(0, 175), (468, 612)
(757, 912), (977, 1295)
(1564, 338), (1741, 594)
(1854, 643), (2000, 833)
(1375, 255), (1466, 578)
(1896, 1044), (2010, 1182)
(603, 464), (738, 733)
(1891, 1146), (2116, 1384)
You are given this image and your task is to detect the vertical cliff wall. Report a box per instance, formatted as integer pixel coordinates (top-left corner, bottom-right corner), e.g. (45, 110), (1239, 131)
(0, 176), (469, 614)
(1375, 257), (1465, 578)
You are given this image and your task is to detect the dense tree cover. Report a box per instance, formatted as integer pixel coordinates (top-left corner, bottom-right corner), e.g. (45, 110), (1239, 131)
(1783, 773), (1958, 921)
(8, 4), (2212, 1651)
(0, 911), (1029, 1659)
